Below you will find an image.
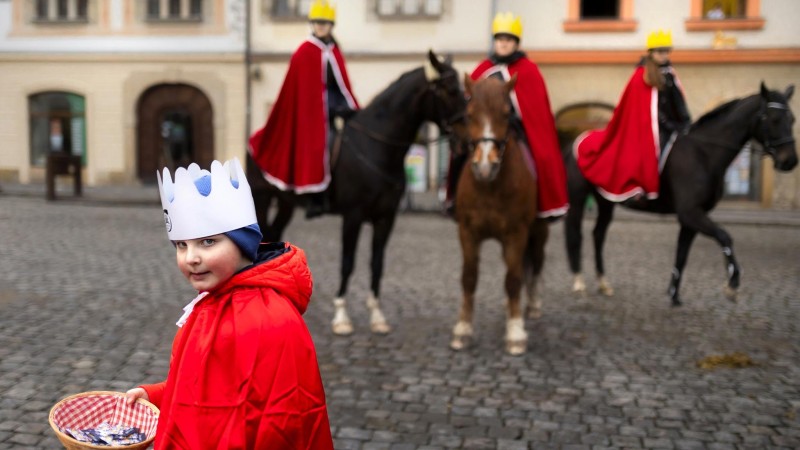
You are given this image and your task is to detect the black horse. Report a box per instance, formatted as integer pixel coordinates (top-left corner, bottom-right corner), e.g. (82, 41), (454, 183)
(247, 50), (466, 334)
(564, 83), (797, 306)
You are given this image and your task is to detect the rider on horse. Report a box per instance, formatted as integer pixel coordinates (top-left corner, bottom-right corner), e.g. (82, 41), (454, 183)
(248, 0), (360, 218)
(575, 30), (691, 204)
(446, 12), (569, 221)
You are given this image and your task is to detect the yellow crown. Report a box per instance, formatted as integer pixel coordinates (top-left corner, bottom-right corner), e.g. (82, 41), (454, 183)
(646, 29), (673, 50)
(492, 12), (522, 40)
(308, 0), (336, 22)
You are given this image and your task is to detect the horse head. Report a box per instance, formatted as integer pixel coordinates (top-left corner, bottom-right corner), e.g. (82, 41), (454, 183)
(756, 82), (797, 171)
(463, 74), (517, 182)
(423, 49), (467, 137)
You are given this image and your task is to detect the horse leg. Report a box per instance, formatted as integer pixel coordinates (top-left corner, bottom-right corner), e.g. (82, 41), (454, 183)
(267, 195), (295, 242)
(593, 194), (615, 297)
(564, 185), (589, 296)
(669, 225), (697, 306)
(451, 227), (479, 351)
(366, 213), (398, 335)
(675, 209), (740, 303)
(524, 219), (549, 320)
(251, 189), (272, 239)
(332, 212), (363, 335)
(501, 230), (528, 356)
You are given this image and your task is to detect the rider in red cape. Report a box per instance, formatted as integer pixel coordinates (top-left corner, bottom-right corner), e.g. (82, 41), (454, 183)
(248, 0), (358, 200)
(449, 12), (568, 220)
(575, 30), (691, 202)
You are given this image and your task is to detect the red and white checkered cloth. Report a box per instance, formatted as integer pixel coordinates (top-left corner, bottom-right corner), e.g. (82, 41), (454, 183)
(52, 392), (158, 439)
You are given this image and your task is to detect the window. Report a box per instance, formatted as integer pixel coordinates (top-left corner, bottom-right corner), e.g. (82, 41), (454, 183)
(269, 0), (313, 21)
(146, 0), (204, 22)
(581, 0), (617, 19)
(376, 0), (443, 20)
(29, 92), (87, 167)
(724, 144), (762, 199)
(686, 0), (763, 31)
(34, 0), (89, 23)
(564, 0), (636, 32)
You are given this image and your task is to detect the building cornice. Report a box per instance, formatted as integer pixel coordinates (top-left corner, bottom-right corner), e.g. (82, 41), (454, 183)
(0, 53), (244, 63)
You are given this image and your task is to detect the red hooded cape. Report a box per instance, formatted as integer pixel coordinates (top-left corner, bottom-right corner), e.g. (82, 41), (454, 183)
(472, 58), (569, 219)
(141, 243), (333, 449)
(248, 37), (359, 194)
(574, 65), (660, 201)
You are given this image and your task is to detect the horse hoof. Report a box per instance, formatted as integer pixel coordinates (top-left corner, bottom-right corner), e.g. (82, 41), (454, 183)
(332, 320), (354, 336)
(506, 340), (526, 356)
(371, 320), (391, 335)
(671, 298), (682, 307)
(526, 308), (542, 320)
(450, 337), (470, 351)
(598, 285), (614, 297)
(723, 285), (738, 302)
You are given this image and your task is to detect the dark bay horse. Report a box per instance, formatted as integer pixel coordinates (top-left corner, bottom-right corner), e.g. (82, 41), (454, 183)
(451, 75), (549, 356)
(564, 83), (797, 306)
(247, 50), (466, 335)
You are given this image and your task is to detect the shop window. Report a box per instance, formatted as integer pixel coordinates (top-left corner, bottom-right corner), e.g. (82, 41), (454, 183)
(723, 144), (762, 200)
(564, 0), (636, 32)
(686, 0), (763, 31)
(29, 92), (87, 167)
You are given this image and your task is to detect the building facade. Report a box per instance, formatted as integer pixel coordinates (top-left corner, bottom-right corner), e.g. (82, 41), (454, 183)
(2, 0), (799, 208)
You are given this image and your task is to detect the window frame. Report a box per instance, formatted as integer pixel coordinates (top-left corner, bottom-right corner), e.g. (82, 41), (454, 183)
(266, 0), (313, 23)
(563, 0), (636, 33)
(374, 0), (444, 22)
(685, 0), (764, 31)
(28, 91), (87, 168)
(32, 0), (90, 24)
(144, 0), (205, 23)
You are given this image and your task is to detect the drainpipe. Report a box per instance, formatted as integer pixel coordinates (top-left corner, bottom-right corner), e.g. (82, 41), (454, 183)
(244, 0), (252, 157)
(489, 0), (498, 51)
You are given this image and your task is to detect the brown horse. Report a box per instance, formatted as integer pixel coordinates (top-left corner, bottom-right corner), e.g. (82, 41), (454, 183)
(451, 75), (549, 356)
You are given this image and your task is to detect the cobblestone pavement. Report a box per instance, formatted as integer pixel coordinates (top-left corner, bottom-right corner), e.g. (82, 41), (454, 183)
(1, 196), (799, 449)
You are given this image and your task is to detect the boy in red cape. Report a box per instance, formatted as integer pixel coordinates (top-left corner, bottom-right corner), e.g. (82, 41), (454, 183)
(447, 12), (569, 220)
(575, 30), (691, 203)
(127, 158), (333, 449)
(248, 0), (359, 217)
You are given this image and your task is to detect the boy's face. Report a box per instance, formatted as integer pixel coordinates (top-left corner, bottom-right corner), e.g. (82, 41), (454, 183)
(311, 21), (333, 39)
(493, 35), (518, 58)
(175, 234), (250, 292)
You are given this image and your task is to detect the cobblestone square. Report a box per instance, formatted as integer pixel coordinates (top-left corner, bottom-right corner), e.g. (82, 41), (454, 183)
(0, 196), (798, 449)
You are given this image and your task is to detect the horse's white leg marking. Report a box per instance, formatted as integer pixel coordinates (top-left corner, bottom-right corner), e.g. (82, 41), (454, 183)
(597, 275), (614, 297)
(331, 297), (354, 335)
(450, 320), (473, 351)
(366, 291), (391, 334)
(572, 273), (587, 295)
(505, 316), (527, 356)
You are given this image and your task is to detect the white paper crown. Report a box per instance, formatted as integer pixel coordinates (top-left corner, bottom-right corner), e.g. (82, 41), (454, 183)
(157, 157), (257, 240)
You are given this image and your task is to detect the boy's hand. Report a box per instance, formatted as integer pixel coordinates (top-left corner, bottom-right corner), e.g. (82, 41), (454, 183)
(125, 387), (149, 406)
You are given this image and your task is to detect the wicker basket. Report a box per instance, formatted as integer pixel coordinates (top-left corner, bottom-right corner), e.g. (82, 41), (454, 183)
(49, 391), (159, 450)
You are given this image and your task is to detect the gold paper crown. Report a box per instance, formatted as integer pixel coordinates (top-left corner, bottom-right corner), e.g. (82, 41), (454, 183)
(646, 29), (673, 50)
(308, 0), (336, 22)
(492, 12), (522, 40)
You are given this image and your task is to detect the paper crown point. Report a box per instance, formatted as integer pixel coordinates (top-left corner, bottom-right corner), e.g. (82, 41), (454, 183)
(308, 0), (336, 22)
(647, 29), (673, 50)
(157, 157), (257, 241)
(492, 12), (523, 40)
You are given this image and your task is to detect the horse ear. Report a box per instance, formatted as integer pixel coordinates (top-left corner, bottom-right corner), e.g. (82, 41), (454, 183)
(464, 73), (474, 97)
(443, 53), (453, 66)
(785, 85), (795, 101)
(425, 49), (445, 81)
(760, 81), (769, 99)
(505, 73), (518, 94)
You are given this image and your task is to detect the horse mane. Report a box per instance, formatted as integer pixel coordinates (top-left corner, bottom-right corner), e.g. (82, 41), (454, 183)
(690, 98), (743, 130)
(365, 68), (425, 114)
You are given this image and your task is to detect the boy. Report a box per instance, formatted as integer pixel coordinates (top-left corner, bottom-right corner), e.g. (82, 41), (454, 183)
(126, 158), (333, 449)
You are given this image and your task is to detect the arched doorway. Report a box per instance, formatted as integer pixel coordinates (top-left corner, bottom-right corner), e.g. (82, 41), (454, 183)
(136, 84), (213, 183)
(555, 102), (614, 140)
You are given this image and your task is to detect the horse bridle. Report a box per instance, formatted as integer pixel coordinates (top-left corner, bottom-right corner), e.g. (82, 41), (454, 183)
(466, 135), (510, 161)
(754, 100), (796, 156)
